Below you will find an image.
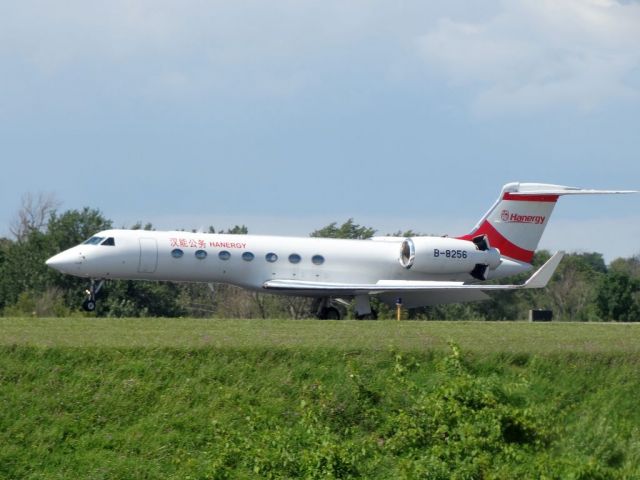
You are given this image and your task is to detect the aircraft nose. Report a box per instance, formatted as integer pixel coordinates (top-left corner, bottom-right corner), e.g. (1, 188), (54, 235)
(46, 249), (83, 274)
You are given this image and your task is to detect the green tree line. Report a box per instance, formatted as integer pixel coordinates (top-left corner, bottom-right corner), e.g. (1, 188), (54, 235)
(1, 199), (638, 320)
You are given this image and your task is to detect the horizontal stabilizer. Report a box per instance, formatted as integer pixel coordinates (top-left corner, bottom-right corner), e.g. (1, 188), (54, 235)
(507, 183), (637, 196)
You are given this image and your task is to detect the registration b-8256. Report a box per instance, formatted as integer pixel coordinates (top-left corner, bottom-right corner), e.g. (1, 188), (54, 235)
(433, 249), (468, 259)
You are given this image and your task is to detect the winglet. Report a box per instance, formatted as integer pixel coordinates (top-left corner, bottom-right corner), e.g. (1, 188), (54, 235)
(523, 251), (565, 289)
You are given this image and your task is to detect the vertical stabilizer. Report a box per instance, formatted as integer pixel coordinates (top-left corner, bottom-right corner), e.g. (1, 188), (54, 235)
(458, 182), (636, 263)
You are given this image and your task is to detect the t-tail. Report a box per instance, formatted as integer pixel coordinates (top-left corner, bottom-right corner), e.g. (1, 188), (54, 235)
(458, 182), (636, 264)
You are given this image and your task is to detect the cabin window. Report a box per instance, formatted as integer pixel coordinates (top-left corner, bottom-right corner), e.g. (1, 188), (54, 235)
(242, 252), (255, 262)
(218, 250), (231, 261)
(83, 236), (105, 245)
(171, 248), (184, 258)
(288, 253), (301, 264)
(265, 252), (278, 263)
(312, 254), (325, 265)
(101, 237), (115, 246)
(195, 250), (207, 260)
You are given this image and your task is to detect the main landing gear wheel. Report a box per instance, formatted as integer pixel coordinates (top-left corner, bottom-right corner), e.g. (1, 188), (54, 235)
(312, 298), (346, 320)
(323, 307), (341, 320)
(82, 279), (104, 312)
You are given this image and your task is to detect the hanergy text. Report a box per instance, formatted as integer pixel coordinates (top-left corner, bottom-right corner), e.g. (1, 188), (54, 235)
(170, 238), (247, 249)
(506, 213), (546, 225)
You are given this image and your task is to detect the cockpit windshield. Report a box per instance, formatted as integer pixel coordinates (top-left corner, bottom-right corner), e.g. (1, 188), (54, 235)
(101, 237), (115, 246)
(83, 236), (105, 245)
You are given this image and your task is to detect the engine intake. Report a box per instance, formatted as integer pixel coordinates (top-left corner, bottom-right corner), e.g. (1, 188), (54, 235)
(400, 238), (416, 268)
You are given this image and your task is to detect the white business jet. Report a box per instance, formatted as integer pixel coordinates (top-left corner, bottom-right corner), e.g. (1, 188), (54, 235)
(46, 182), (635, 318)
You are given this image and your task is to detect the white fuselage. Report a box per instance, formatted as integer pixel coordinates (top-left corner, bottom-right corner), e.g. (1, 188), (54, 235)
(46, 229), (530, 295)
(44, 182), (635, 314)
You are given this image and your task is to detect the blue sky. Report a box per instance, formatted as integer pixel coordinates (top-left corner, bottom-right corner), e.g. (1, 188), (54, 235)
(1, 0), (639, 261)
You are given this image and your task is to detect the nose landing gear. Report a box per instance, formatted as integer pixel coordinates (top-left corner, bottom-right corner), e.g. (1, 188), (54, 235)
(82, 279), (104, 312)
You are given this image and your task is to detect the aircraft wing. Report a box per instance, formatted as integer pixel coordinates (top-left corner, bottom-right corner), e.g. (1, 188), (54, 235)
(263, 251), (564, 306)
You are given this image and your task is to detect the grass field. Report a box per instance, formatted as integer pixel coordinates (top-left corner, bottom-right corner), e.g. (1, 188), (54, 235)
(2, 318), (640, 479)
(2, 317), (640, 353)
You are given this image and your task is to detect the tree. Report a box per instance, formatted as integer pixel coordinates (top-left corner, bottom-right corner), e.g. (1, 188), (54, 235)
(544, 253), (605, 321)
(176, 283), (217, 318)
(0, 230), (52, 307)
(10, 192), (60, 242)
(386, 229), (427, 237)
(47, 207), (113, 251)
(226, 225), (249, 235)
(609, 255), (640, 278)
(574, 252), (607, 274)
(595, 271), (640, 322)
(206, 225), (249, 234)
(99, 280), (187, 317)
(131, 222), (154, 231)
(310, 219), (375, 239)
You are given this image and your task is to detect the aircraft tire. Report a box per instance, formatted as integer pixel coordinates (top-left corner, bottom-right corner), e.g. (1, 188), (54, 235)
(82, 299), (96, 312)
(320, 307), (342, 320)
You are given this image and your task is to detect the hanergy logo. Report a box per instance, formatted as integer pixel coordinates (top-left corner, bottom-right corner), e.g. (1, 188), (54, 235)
(500, 209), (546, 225)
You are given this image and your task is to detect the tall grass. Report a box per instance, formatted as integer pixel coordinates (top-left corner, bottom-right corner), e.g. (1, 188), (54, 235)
(1, 318), (640, 478)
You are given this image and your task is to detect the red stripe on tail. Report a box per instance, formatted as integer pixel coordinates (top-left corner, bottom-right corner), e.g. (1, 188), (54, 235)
(458, 221), (535, 263)
(502, 193), (559, 202)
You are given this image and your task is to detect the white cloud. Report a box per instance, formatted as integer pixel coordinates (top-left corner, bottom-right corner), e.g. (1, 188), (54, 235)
(2, 1), (639, 113)
(0, 1), (402, 93)
(417, 0), (640, 115)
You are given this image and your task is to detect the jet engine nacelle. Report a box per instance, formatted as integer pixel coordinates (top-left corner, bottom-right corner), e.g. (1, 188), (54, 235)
(399, 237), (501, 278)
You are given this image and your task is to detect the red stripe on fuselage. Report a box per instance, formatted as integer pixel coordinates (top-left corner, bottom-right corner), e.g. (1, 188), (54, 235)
(458, 221), (535, 263)
(502, 193), (559, 202)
